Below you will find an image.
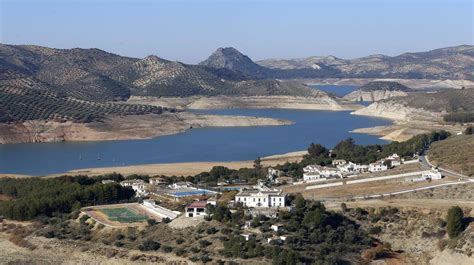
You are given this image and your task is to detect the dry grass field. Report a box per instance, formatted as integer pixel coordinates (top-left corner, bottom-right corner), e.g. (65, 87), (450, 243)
(429, 134), (474, 176)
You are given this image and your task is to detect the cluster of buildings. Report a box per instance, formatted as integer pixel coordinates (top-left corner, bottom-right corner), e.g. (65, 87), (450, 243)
(303, 154), (404, 182)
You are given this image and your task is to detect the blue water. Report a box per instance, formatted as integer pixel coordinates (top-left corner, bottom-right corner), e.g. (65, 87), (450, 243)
(0, 108), (391, 176)
(309, 84), (358, 97)
(170, 189), (216, 197)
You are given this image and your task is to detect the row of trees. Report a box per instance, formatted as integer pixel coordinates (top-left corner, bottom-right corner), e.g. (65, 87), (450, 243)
(444, 112), (474, 123)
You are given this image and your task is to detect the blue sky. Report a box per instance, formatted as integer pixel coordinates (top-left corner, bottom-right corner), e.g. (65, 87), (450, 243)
(1, 0), (472, 63)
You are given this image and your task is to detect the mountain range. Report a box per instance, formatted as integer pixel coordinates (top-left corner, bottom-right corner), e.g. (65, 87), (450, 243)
(256, 45), (474, 80)
(0, 44), (319, 103)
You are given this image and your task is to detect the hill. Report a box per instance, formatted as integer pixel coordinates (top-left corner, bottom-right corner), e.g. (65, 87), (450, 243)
(429, 134), (474, 176)
(352, 88), (474, 122)
(199, 47), (341, 79)
(343, 81), (412, 102)
(358, 81), (411, 92)
(0, 75), (171, 123)
(257, 45), (474, 80)
(0, 44), (324, 100)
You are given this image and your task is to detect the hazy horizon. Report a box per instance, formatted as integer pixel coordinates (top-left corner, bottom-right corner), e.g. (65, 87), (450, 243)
(1, 0), (473, 63)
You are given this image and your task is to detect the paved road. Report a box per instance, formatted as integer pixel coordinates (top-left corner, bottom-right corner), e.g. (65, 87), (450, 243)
(420, 154), (473, 182)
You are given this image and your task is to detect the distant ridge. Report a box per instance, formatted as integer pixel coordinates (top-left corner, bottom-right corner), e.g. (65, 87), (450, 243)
(256, 45), (474, 80)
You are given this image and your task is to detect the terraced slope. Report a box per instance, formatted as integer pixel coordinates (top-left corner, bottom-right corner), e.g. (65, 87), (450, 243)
(0, 44), (325, 100)
(0, 76), (172, 123)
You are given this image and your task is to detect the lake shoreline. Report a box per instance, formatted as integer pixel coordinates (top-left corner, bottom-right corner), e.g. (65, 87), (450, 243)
(0, 150), (308, 178)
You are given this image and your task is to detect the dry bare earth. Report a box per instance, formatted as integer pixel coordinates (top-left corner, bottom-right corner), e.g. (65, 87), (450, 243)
(429, 135), (474, 177)
(0, 112), (291, 144)
(284, 163), (470, 201)
(64, 151), (306, 177)
(0, 233), (189, 265)
(352, 120), (466, 142)
(128, 95), (362, 111)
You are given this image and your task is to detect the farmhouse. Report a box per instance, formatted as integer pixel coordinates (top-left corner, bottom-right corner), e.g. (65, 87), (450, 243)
(169, 181), (194, 189)
(185, 201), (208, 218)
(368, 162), (388, 172)
(410, 169), (443, 182)
(149, 177), (167, 185)
(337, 162), (369, 173)
(385, 153), (402, 167)
(235, 189), (286, 208)
(120, 179), (147, 196)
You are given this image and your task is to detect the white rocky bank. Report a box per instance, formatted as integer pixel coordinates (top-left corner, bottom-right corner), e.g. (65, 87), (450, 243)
(351, 101), (443, 122)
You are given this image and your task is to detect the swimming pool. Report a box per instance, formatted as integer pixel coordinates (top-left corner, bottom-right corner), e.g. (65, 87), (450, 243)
(169, 189), (217, 197)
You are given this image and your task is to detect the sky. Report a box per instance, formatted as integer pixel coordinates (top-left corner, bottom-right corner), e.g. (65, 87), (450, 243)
(1, 0), (473, 63)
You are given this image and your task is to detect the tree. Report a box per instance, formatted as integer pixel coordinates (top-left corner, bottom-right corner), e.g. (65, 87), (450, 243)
(446, 206), (464, 238)
(465, 127), (473, 135)
(254, 157), (262, 171)
(308, 143), (327, 157)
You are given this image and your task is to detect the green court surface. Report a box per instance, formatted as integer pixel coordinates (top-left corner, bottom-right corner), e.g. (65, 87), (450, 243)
(100, 207), (148, 223)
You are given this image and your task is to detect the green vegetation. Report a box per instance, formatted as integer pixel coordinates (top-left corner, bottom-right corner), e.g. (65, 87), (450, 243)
(207, 195), (373, 264)
(277, 131), (450, 177)
(466, 126), (474, 135)
(0, 175), (135, 220)
(443, 112), (474, 123)
(359, 81), (411, 91)
(100, 208), (148, 223)
(446, 206), (465, 238)
(0, 85), (175, 123)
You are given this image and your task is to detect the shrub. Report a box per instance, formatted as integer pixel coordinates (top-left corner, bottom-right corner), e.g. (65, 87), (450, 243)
(138, 239), (161, 251)
(368, 226), (382, 235)
(161, 245), (173, 253)
(446, 206), (464, 238)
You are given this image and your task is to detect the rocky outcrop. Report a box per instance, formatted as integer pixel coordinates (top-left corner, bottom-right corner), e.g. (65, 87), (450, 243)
(344, 90), (408, 102)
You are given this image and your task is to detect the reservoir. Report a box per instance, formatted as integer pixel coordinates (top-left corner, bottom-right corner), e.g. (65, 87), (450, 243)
(0, 107), (391, 176)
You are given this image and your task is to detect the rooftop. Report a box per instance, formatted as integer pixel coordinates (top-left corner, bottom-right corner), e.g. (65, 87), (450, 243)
(236, 189), (284, 197)
(187, 201), (208, 208)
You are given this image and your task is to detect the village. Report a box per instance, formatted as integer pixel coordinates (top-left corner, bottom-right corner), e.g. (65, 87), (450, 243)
(80, 151), (449, 247)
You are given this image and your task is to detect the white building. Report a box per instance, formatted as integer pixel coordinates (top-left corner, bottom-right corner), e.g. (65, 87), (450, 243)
(411, 170), (443, 182)
(185, 201), (209, 217)
(235, 189), (286, 208)
(149, 177), (166, 185)
(169, 181), (194, 189)
(337, 162), (369, 173)
(120, 179), (147, 196)
(385, 154), (402, 167)
(332, 159), (347, 166)
(102, 180), (116, 184)
(368, 162), (388, 172)
(303, 165), (342, 181)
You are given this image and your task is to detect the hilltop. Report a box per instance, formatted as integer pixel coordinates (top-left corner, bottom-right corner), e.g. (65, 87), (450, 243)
(358, 81), (412, 92)
(344, 81), (412, 102)
(353, 88), (474, 122)
(257, 45), (474, 80)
